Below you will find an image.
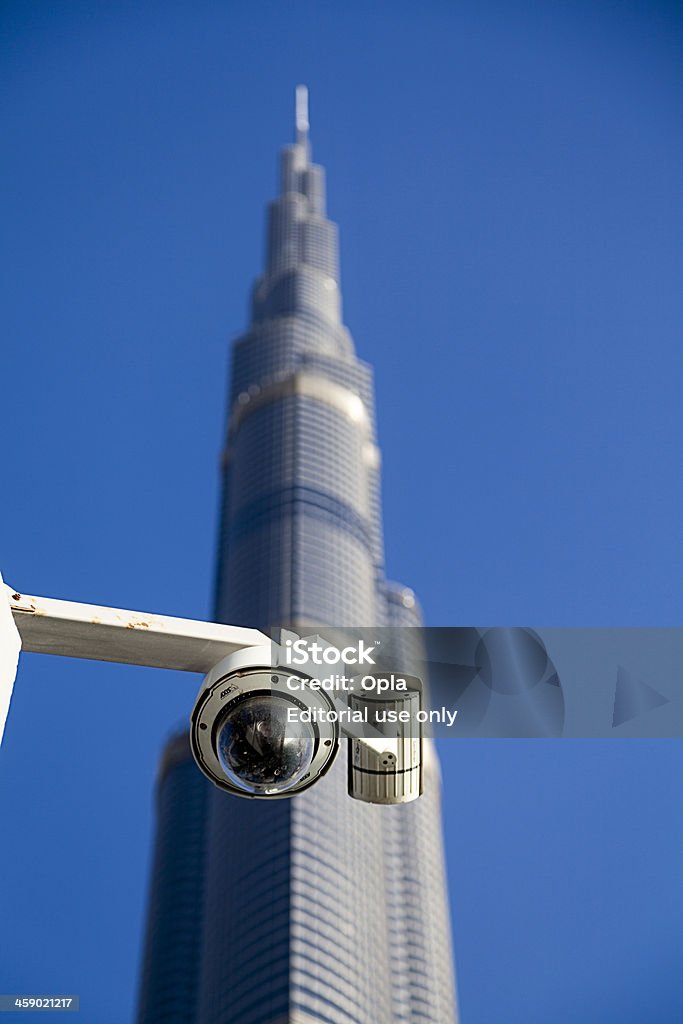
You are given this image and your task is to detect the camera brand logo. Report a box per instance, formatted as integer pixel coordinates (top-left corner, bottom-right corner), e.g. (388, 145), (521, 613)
(284, 638), (378, 667)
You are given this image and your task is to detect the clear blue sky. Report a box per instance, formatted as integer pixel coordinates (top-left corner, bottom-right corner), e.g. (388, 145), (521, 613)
(1, 1), (682, 1021)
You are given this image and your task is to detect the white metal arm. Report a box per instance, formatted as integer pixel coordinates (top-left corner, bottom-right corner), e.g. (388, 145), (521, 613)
(0, 575), (269, 746)
(6, 588), (268, 671)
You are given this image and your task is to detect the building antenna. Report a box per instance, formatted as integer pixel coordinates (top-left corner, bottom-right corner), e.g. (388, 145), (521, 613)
(295, 84), (309, 145)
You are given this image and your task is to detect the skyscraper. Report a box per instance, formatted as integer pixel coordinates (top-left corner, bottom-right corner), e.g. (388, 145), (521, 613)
(137, 88), (458, 1024)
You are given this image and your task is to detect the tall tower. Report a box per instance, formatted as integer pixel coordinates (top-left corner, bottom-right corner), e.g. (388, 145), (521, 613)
(137, 88), (458, 1024)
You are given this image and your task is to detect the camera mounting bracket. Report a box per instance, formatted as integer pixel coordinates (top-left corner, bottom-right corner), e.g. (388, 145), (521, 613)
(0, 575), (268, 747)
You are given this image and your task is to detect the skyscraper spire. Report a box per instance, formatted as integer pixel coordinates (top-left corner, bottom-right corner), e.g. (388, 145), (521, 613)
(295, 83), (309, 145)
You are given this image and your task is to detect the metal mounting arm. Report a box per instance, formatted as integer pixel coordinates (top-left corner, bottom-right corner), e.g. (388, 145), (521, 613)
(0, 575), (270, 746)
(6, 588), (268, 672)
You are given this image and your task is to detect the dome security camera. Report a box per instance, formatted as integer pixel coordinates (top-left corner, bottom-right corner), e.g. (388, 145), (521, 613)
(191, 633), (425, 804)
(190, 644), (339, 798)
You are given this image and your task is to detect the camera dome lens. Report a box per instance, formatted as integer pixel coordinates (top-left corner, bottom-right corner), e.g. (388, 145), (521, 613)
(215, 694), (316, 795)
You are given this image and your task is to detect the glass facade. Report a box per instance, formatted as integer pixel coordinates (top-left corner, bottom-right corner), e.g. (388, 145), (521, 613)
(136, 734), (211, 1024)
(137, 93), (458, 1024)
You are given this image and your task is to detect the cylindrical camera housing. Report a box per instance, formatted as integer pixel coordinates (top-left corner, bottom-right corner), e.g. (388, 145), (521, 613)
(347, 675), (423, 805)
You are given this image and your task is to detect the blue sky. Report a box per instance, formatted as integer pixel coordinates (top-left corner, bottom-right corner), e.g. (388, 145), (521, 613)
(1, 1), (682, 1021)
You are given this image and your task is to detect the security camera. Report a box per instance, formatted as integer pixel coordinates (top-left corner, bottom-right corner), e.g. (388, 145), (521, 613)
(190, 637), (424, 804)
(3, 585), (424, 805)
(190, 644), (339, 798)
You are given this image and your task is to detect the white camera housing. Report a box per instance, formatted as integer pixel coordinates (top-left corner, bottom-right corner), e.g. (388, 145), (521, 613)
(190, 645), (340, 798)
